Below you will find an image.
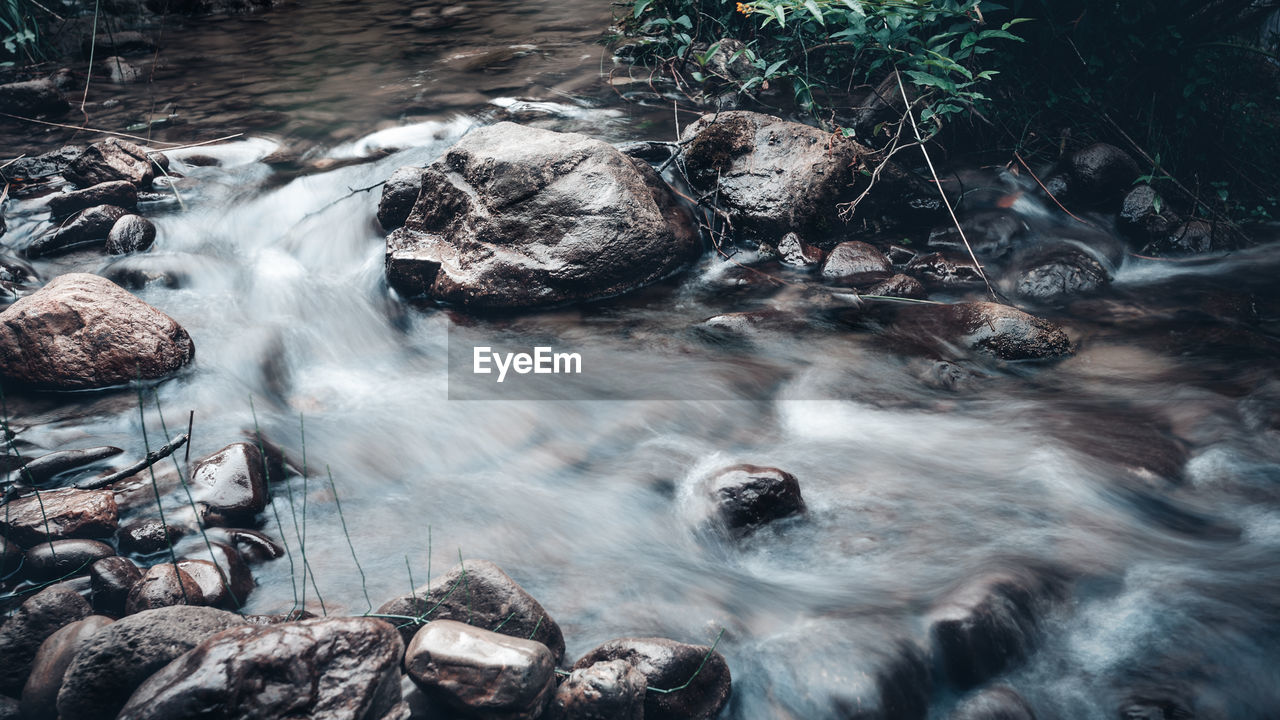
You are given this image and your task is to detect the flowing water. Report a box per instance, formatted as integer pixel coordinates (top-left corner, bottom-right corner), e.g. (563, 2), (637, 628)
(4, 2), (1280, 718)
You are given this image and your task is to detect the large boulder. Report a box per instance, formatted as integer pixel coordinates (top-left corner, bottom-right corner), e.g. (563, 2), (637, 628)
(63, 139), (154, 189)
(404, 619), (555, 720)
(0, 586), (91, 695)
(56, 605), (247, 720)
(680, 110), (869, 239)
(19, 615), (114, 720)
(117, 617), (407, 720)
(376, 558), (565, 663)
(891, 302), (1072, 361)
(384, 122), (699, 309)
(572, 637), (732, 720)
(0, 273), (195, 390)
(0, 488), (118, 546)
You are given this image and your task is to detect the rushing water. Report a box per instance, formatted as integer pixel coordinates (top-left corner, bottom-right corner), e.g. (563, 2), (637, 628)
(4, 1), (1280, 718)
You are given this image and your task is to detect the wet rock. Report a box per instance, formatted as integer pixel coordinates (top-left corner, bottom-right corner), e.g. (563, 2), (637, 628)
(927, 569), (1064, 690)
(928, 211), (1027, 260)
(703, 38), (754, 85)
(0, 696), (15, 719)
(681, 110), (868, 239)
(376, 558), (565, 662)
(0, 255), (32, 287)
(88, 556), (141, 616)
(117, 517), (187, 555)
(46, 181), (138, 218)
(124, 563), (203, 614)
(81, 30), (154, 56)
(27, 204), (129, 257)
(0, 488), (118, 546)
(0, 78), (68, 118)
(0, 273), (195, 390)
(700, 464), (805, 537)
(821, 241), (893, 284)
(1067, 143), (1140, 208)
(105, 214), (157, 254)
(1118, 697), (1194, 720)
(1015, 248), (1110, 302)
(19, 615), (114, 720)
(63, 139), (154, 189)
(573, 637), (732, 720)
(189, 442), (268, 524)
(949, 686), (1036, 720)
(56, 605), (247, 720)
(174, 544), (253, 609)
(905, 252), (987, 288)
(24, 540), (116, 581)
(0, 536), (20, 575)
(698, 309), (806, 338)
(1142, 220), (1220, 257)
(12, 446), (122, 486)
(866, 273), (927, 300)
(101, 253), (190, 289)
(1118, 185), (1176, 244)
(225, 527), (285, 563)
(377, 166), (427, 230)
(0, 586), (91, 695)
(549, 659), (647, 720)
(893, 302), (1072, 361)
(777, 232), (824, 268)
(386, 122), (698, 309)
(405, 619), (555, 720)
(102, 56), (142, 83)
(174, 559), (232, 607)
(0, 146), (82, 182)
(118, 616), (405, 719)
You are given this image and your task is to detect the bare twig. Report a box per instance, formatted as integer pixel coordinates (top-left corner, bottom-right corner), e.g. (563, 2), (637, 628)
(74, 433), (188, 490)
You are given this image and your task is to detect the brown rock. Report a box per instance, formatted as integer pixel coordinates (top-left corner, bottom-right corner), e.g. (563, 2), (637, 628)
(63, 139), (154, 189)
(19, 615), (114, 720)
(821, 241), (893, 284)
(572, 637), (732, 720)
(0, 488), (118, 546)
(88, 556), (142, 616)
(892, 302), (1072, 361)
(46, 181), (138, 218)
(776, 232), (824, 268)
(27, 205), (129, 257)
(548, 659), (647, 720)
(24, 540), (116, 581)
(0, 79), (68, 118)
(0, 586), (91, 695)
(0, 273), (195, 390)
(124, 563), (203, 614)
(105, 214), (157, 255)
(117, 517), (187, 555)
(866, 273), (927, 300)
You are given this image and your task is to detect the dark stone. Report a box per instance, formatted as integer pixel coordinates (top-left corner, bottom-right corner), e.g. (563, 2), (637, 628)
(118, 617), (406, 720)
(102, 56), (142, 83)
(0, 273), (195, 390)
(1118, 697), (1194, 720)
(55, 606), (247, 720)
(1015, 248), (1110, 302)
(573, 637), (732, 720)
(189, 442), (268, 524)
(904, 252), (986, 288)
(0, 488), (118, 546)
(1067, 143), (1140, 208)
(700, 464), (804, 537)
(0, 146), (82, 182)
(175, 543), (252, 609)
(19, 615), (114, 720)
(46, 181), (138, 218)
(0, 586), (91, 695)
(821, 241), (893, 284)
(105, 214), (157, 254)
(386, 122), (699, 309)
(865, 273), (927, 300)
(225, 527), (285, 563)
(0, 255), (34, 286)
(927, 211), (1027, 260)
(26, 205), (129, 257)
(80, 31), (154, 56)
(88, 556), (141, 616)
(63, 139), (154, 189)
(927, 569), (1064, 690)
(548, 659), (647, 720)
(0, 537), (20, 576)
(892, 302), (1072, 361)
(1118, 185), (1176, 244)
(12, 447), (123, 486)
(777, 232), (824, 268)
(124, 563), (203, 614)
(0, 79), (68, 118)
(405, 619), (554, 720)
(886, 244), (919, 266)
(174, 560), (231, 608)
(144, 0), (277, 14)
(24, 540), (116, 581)
(376, 558), (565, 663)
(116, 518), (186, 555)
(101, 254), (189, 290)
(376, 166), (427, 231)
(1142, 220), (1220, 257)
(949, 686), (1036, 720)
(680, 110), (869, 239)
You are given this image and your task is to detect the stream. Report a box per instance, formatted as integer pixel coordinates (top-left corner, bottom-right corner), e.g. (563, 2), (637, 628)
(4, 1), (1280, 718)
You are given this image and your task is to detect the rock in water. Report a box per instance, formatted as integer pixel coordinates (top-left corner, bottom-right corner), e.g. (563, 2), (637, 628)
(821, 241), (893, 284)
(699, 464), (805, 537)
(27, 204), (129, 257)
(405, 619), (555, 720)
(549, 659), (647, 720)
(46, 181), (139, 218)
(0, 488), (119, 545)
(384, 122), (699, 309)
(117, 617), (407, 720)
(375, 558), (566, 662)
(124, 563), (204, 614)
(0, 273), (195, 390)
(573, 637), (732, 720)
(377, 166), (427, 230)
(680, 110), (869, 239)
(56, 606), (247, 720)
(24, 540), (117, 580)
(188, 442), (269, 525)
(949, 686), (1037, 720)
(105, 214), (157, 254)
(0, 78), (69, 118)
(63, 139), (154, 189)
(892, 302), (1072, 361)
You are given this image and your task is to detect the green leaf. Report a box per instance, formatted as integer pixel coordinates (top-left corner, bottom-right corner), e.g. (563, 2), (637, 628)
(674, 14), (693, 29)
(773, 4), (786, 27)
(632, 0), (652, 20)
(803, 0), (825, 25)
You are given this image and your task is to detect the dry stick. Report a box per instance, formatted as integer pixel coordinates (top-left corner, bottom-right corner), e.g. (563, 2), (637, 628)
(1012, 151), (1095, 227)
(891, 68), (997, 301)
(75, 433), (187, 490)
(326, 465), (371, 613)
(249, 395), (300, 614)
(135, 380), (189, 606)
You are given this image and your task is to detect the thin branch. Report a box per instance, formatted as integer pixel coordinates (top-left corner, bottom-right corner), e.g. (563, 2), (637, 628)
(74, 433), (188, 490)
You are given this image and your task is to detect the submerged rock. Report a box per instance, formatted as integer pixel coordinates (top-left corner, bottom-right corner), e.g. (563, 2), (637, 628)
(573, 637), (732, 720)
(0, 273), (194, 390)
(1015, 248), (1110, 302)
(56, 606), (247, 720)
(905, 252), (987, 288)
(949, 686), (1037, 720)
(385, 122), (699, 309)
(680, 110), (868, 239)
(892, 302), (1072, 361)
(20, 616), (114, 720)
(700, 464), (805, 537)
(47, 181), (138, 218)
(0, 78), (69, 118)
(0, 586), (91, 695)
(106, 214), (157, 254)
(405, 619), (555, 720)
(1143, 220), (1221, 257)
(866, 273), (927, 300)
(549, 659), (647, 720)
(0, 488), (118, 546)
(63, 139), (155, 189)
(376, 558), (566, 663)
(118, 617), (407, 720)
